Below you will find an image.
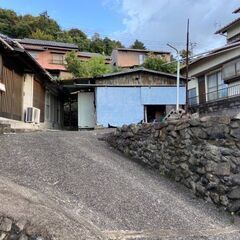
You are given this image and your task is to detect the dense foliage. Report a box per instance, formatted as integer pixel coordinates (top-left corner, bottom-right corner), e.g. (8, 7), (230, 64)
(130, 39), (146, 49)
(65, 51), (111, 78)
(0, 8), (124, 55)
(143, 55), (177, 74)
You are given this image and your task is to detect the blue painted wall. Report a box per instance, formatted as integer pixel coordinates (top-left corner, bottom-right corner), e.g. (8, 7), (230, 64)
(96, 86), (186, 127)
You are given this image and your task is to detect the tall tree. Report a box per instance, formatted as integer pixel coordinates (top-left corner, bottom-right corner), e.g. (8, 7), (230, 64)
(131, 39), (146, 50)
(103, 37), (124, 55)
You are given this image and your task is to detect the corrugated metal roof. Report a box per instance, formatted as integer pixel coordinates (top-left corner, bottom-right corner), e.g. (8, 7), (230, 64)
(78, 51), (110, 59)
(17, 38), (78, 49)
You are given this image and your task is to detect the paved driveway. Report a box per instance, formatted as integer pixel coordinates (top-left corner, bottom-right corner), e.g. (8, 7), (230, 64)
(0, 130), (239, 240)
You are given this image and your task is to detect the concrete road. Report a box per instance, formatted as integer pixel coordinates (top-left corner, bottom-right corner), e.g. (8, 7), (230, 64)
(0, 130), (239, 240)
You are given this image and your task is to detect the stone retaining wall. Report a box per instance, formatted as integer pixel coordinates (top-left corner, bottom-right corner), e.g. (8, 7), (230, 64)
(107, 116), (240, 215)
(0, 216), (50, 240)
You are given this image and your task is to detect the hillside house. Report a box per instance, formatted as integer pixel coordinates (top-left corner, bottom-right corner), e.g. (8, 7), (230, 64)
(183, 7), (240, 117)
(62, 68), (186, 129)
(111, 48), (171, 69)
(17, 38), (78, 80)
(0, 34), (62, 129)
(17, 38), (111, 80)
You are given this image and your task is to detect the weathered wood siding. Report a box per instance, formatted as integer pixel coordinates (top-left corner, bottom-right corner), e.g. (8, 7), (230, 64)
(0, 65), (24, 120)
(95, 72), (184, 86)
(33, 78), (45, 122)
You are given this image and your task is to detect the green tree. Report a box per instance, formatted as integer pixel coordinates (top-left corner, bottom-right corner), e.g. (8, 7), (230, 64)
(143, 56), (177, 74)
(65, 51), (111, 78)
(87, 56), (111, 77)
(0, 8), (125, 54)
(89, 33), (106, 54)
(130, 39), (146, 50)
(103, 37), (124, 55)
(31, 29), (54, 40)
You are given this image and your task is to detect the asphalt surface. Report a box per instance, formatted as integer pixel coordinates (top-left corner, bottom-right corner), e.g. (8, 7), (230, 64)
(0, 130), (239, 240)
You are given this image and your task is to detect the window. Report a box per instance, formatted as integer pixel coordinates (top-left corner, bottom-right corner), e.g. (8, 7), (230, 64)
(222, 58), (240, 81)
(188, 88), (197, 106)
(207, 71), (227, 101)
(139, 54), (146, 64)
(52, 54), (65, 65)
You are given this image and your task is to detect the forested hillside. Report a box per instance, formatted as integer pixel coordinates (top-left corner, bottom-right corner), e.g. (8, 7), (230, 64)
(0, 8), (125, 55)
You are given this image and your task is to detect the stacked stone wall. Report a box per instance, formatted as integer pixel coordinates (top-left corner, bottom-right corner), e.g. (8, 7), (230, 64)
(107, 116), (240, 215)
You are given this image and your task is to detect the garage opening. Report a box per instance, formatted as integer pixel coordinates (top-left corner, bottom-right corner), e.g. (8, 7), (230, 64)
(144, 105), (166, 123)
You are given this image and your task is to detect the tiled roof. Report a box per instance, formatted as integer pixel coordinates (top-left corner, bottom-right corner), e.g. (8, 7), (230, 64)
(0, 33), (16, 46)
(183, 41), (240, 69)
(116, 48), (170, 54)
(95, 67), (185, 80)
(233, 7), (240, 13)
(78, 51), (111, 59)
(215, 17), (240, 34)
(17, 38), (78, 49)
(0, 33), (53, 81)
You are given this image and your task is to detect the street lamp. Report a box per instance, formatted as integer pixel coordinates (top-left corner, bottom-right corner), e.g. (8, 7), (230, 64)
(167, 43), (180, 112)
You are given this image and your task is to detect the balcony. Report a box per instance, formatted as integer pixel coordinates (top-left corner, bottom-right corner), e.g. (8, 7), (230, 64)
(188, 83), (240, 107)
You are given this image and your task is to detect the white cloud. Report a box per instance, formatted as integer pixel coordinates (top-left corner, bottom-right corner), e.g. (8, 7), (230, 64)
(107, 0), (240, 54)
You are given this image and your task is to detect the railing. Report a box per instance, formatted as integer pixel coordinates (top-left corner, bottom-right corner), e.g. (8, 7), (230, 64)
(188, 83), (240, 106)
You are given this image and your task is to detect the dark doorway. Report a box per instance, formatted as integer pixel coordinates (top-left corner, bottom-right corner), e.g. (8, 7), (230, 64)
(63, 94), (78, 130)
(145, 105), (166, 123)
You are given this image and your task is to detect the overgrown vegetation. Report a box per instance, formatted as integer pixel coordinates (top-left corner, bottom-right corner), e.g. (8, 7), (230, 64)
(143, 55), (177, 73)
(65, 51), (111, 78)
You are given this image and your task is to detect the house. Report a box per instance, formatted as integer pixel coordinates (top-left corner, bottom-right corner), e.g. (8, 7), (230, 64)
(17, 38), (79, 80)
(182, 7), (240, 117)
(62, 68), (186, 129)
(0, 34), (62, 129)
(17, 38), (111, 80)
(111, 48), (171, 69)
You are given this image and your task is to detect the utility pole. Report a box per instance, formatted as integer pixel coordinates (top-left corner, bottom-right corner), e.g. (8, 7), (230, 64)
(167, 43), (180, 112)
(185, 19), (190, 113)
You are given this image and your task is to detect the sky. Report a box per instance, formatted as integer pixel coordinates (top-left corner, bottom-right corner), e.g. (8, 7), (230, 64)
(1, 0), (240, 54)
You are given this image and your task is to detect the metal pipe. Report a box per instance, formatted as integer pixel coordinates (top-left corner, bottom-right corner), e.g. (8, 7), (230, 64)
(167, 43), (180, 111)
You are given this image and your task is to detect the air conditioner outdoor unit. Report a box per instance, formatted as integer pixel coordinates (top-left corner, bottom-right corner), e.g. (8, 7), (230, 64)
(25, 107), (41, 124)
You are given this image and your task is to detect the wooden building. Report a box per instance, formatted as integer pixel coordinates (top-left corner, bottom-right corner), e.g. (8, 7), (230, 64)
(0, 34), (62, 129)
(17, 38), (111, 80)
(62, 68), (186, 129)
